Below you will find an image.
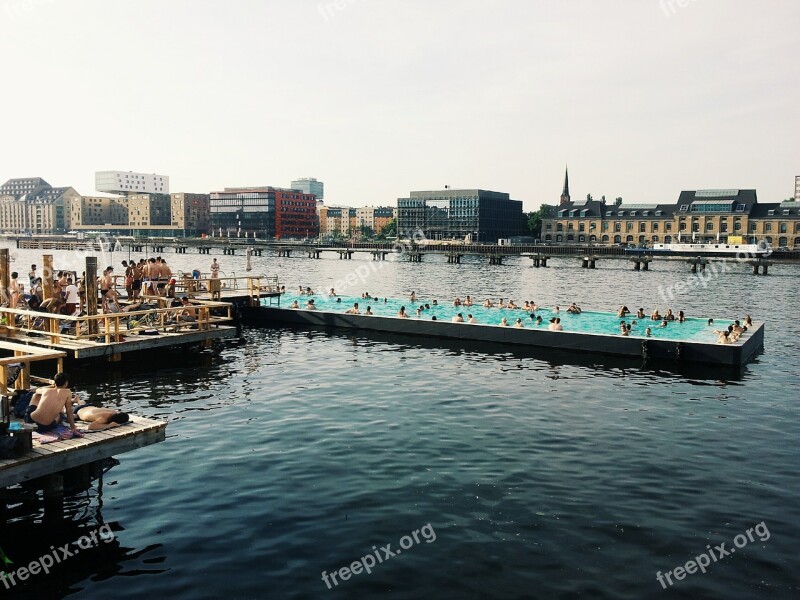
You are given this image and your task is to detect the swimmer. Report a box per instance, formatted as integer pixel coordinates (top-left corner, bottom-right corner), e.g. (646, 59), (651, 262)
(451, 313), (464, 323)
(424, 304), (430, 310)
(329, 288), (337, 296)
(636, 308), (645, 319)
(417, 306), (423, 317)
(305, 286), (314, 295)
(554, 318), (563, 331)
(530, 301), (538, 311)
(336, 297), (342, 303)
(620, 324), (629, 336)
(553, 305), (560, 313)
(365, 306), (374, 316)
(398, 306), (408, 318)
(645, 327), (652, 337)
(306, 299), (317, 310)
(651, 309), (661, 321)
(507, 300), (518, 309)
(483, 299), (494, 308)
(513, 318), (524, 328)
(432, 300), (438, 306)
(548, 318), (557, 331)
(453, 298), (462, 307)
(536, 316), (542, 325)
(499, 317), (509, 327)
(678, 310), (686, 323)
(665, 308), (675, 321)
(567, 303), (581, 314)
(410, 291), (417, 302)
(708, 318), (714, 326)
(618, 306), (630, 317)
(464, 296), (473, 306)
(468, 314), (478, 324)
(345, 302), (360, 315)
(659, 319), (668, 328)
(290, 300), (299, 309)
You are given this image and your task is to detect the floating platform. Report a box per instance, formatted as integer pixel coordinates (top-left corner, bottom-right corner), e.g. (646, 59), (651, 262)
(243, 307), (764, 367)
(0, 415), (166, 488)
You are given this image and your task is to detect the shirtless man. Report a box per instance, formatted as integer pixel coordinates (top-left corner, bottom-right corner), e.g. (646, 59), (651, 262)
(25, 373), (77, 433)
(158, 260), (172, 297)
(132, 260), (144, 299)
(451, 313), (464, 323)
(73, 405), (130, 431)
(178, 297), (197, 322)
(345, 302), (360, 315)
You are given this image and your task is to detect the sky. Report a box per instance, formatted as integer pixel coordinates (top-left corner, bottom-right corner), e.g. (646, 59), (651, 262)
(1, 0), (798, 211)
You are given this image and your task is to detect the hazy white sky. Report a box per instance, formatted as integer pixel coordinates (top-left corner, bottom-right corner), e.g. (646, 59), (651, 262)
(2, 0), (798, 210)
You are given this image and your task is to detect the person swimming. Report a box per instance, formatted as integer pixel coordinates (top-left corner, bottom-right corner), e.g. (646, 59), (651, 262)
(452, 313), (464, 323)
(636, 307), (645, 319)
(499, 317), (509, 327)
(398, 306), (408, 318)
(468, 314), (478, 324)
(345, 302), (360, 315)
(290, 300), (299, 309)
(513, 318), (524, 328)
(678, 310), (685, 323)
(365, 306), (374, 315)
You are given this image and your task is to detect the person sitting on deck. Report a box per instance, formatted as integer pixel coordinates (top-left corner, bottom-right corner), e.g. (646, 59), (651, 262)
(121, 299), (145, 312)
(24, 373), (77, 433)
(73, 405), (130, 431)
(306, 299), (317, 310)
(513, 318), (524, 328)
(397, 306), (408, 318)
(744, 314), (752, 327)
(165, 278), (177, 299)
(345, 303), (360, 315)
(733, 320), (744, 335)
(715, 330), (733, 344)
(451, 313), (464, 323)
(178, 297), (197, 323)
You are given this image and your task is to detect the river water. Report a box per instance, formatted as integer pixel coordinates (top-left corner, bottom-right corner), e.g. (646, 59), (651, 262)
(1, 243), (798, 599)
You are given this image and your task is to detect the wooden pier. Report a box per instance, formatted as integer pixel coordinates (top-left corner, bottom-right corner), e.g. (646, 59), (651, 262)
(0, 416), (166, 488)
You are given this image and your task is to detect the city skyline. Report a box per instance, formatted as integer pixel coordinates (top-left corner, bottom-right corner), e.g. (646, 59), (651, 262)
(1, 1), (798, 210)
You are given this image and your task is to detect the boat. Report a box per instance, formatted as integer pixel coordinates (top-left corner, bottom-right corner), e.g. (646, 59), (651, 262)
(631, 234), (771, 257)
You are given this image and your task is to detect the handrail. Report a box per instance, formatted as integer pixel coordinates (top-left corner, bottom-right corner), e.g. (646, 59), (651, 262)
(0, 299), (233, 345)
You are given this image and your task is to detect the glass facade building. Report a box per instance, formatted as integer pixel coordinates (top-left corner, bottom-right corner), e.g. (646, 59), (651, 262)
(210, 187), (318, 239)
(397, 189), (523, 242)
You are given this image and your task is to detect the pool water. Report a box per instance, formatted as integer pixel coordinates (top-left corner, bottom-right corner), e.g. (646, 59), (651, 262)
(274, 292), (744, 343)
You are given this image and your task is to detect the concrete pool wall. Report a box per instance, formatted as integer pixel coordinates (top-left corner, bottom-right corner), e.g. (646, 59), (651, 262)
(243, 306), (764, 367)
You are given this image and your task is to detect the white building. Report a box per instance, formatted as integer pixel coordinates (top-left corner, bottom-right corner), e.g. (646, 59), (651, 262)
(96, 171), (169, 195)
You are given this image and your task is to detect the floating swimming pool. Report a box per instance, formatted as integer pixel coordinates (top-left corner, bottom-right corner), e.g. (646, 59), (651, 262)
(275, 293), (743, 344)
(247, 293), (764, 367)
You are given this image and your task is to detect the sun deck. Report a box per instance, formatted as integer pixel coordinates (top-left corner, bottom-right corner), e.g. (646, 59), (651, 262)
(0, 415), (166, 488)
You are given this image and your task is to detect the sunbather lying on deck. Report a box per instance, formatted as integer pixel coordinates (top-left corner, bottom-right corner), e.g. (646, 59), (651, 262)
(72, 405), (130, 431)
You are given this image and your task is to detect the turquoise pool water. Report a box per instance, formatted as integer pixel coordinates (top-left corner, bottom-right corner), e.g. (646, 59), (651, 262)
(274, 292), (745, 343)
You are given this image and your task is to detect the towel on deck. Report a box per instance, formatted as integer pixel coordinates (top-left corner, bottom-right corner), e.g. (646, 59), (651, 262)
(32, 425), (86, 444)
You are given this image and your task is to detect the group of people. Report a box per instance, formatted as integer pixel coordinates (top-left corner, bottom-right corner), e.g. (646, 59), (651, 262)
(714, 317), (751, 344)
(20, 372), (130, 434)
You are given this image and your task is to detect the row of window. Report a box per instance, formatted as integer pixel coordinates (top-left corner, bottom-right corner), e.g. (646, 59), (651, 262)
(544, 234), (800, 245)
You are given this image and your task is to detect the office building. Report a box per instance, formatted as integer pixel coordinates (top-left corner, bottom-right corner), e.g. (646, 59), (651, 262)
(291, 177), (324, 200)
(210, 186), (318, 239)
(397, 189), (524, 242)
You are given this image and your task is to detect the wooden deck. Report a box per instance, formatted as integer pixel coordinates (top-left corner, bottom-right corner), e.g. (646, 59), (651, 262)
(22, 325), (237, 359)
(0, 415), (167, 488)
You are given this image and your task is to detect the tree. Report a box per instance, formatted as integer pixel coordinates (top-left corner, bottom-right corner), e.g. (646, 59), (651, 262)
(525, 205), (554, 238)
(376, 218), (396, 239)
(615, 197), (623, 206)
(358, 225), (375, 239)
(586, 193), (593, 201)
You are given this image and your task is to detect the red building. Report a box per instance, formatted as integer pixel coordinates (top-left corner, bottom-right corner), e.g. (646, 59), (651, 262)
(275, 189), (318, 239)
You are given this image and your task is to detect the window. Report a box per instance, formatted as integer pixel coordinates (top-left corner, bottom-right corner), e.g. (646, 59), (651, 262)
(589, 235), (596, 242)
(652, 223), (659, 232)
(734, 222), (742, 231)
(639, 223), (646, 233)
(679, 205), (689, 212)
(706, 222), (714, 231)
(619, 211), (625, 217)
(556, 234), (563, 242)
(557, 223), (563, 232)
(783, 210), (790, 216)
(602, 222), (609, 231)
(735, 203), (746, 212)
(652, 235), (659, 242)
(568, 223), (574, 231)
(692, 223), (699, 232)
(614, 222), (621, 232)
(780, 222), (787, 233)
(655, 210), (663, 216)
(580, 209), (588, 217)
(767, 210), (775, 216)
(579, 223), (585, 232)
(664, 235), (672, 243)
(750, 222), (757, 232)
(602, 235), (609, 242)
(665, 222), (672, 231)
(578, 235), (585, 242)
(607, 211), (615, 217)
(614, 235), (621, 243)
(626, 222), (633, 231)
(626, 235), (634, 242)
(765, 223), (772, 232)
(779, 237), (788, 247)
(639, 235), (646, 244)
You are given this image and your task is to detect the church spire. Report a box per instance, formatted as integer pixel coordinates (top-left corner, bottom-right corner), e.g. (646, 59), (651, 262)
(560, 166), (571, 205)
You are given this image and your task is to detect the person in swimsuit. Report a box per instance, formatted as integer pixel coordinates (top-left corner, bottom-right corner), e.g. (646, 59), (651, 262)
(25, 373), (77, 433)
(74, 405), (130, 431)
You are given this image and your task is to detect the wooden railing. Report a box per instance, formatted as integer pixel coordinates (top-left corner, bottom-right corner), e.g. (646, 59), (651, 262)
(0, 300), (233, 345)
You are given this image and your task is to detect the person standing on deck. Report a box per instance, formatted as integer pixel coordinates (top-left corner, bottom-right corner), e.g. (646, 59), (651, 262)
(122, 261), (134, 299)
(28, 264), (37, 287)
(210, 258), (221, 300)
(64, 277), (79, 316)
(159, 259), (172, 297)
(132, 260), (144, 300)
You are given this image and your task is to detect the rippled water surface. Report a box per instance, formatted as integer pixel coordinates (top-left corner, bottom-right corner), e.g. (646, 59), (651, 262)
(1, 245), (798, 599)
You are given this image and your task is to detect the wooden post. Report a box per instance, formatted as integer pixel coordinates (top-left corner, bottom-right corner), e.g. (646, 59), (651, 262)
(86, 257), (99, 336)
(42, 254), (54, 301)
(0, 248), (9, 306)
